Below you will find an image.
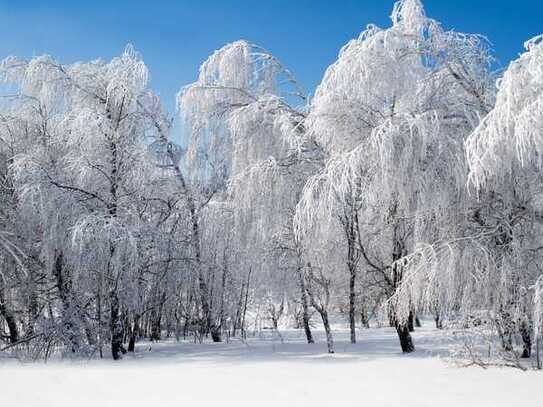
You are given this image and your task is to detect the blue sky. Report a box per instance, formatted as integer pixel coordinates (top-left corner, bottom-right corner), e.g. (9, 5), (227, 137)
(1, 0), (542, 114)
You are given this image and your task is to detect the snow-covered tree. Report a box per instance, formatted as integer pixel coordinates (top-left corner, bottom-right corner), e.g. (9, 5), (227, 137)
(295, 0), (494, 352)
(463, 35), (543, 358)
(177, 40), (319, 342)
(0, 46), (189, 359)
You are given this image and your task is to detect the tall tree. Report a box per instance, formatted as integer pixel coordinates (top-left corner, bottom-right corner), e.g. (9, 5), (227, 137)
(295, 0), (494, 352)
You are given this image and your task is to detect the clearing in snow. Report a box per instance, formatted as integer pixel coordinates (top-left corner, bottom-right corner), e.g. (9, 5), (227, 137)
(2, 324), (541, 407)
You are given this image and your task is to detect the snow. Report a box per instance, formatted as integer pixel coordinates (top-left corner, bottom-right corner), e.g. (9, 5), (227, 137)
(1, 324), (541, 407)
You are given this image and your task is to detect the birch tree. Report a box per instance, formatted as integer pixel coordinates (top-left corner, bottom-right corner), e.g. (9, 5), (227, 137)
(464, 34), (543, 358)
(178, 40), (319, 343)
(1, 46), (184, 359)
(295, 0), (494, 352)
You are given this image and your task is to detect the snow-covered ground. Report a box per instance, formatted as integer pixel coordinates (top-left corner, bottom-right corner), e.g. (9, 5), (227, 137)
(1, 324), (542, 407)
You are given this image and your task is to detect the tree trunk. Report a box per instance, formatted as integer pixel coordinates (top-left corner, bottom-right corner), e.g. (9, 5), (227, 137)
(396, 323), (415, 353)
(343, 213), (359, 345)
(25, 274), (39, 338)
(520, 319), (532, 358)
(435, 314), (443, 329)
(128, 313), (140, 352)
(240, 268), (251, 339)
(388, 310), (396, 328)
(0, 294), (18, 344)
(53, 251), (81, 352)
(497, 309), (514, 352)
(349, 267), (356, 344)
(305, 263), (334, 354)
(296, 267), (314, 344)
(210, 325), (222, 342)
(391, 219), (415, 353)
(432, 301), (442, 329)
(360, 303), (370, 328)
(150, 311), (162, 341)
(218, 254), (228, 335)
(408, 310), (415, 332)
(536, 337), (541, 369)
(232, 280), (245, 338)
(321, 310), (334, 354)
(94, 266), (103, 358)
(110, 290), (125, 360)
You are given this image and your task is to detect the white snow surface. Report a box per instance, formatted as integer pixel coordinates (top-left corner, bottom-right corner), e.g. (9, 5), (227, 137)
(1, 324), (541, 407)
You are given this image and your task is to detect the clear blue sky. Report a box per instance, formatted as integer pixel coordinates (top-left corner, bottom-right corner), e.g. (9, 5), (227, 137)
(1, 0), (542, 114)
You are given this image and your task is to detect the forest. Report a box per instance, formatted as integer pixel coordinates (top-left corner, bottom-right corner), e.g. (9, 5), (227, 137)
(1, 0), (543, 378)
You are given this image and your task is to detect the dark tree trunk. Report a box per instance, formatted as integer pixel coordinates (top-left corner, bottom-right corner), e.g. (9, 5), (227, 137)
(97, 272), (103, 358)
(342, 211), (359, 345)
(110, 291), (125, 360)
(218, 255), (228, 338)
(348, 267), (356, 344)
(396, 323), (415, 353)
(198, 275), (216, 340)
(53, 251), (81, 352)
(210, 325), (222, 342)
(183, 320), (188, 340)
(150, 290), (167, 341)
(0, 300), (18, 344)
(240, 268), (251, 339)
(415, 315), (421, 328)
(0, 282), (18, 344)
(388, 304), (415, 353)
(128, 313), (140, 352)
(520, 320), (532, 358)
(150, 312), (161, 341)
(390, 218), (416, 353)
(435, 315), (443, 329)
(296, 267), (314, 344)
(408, 311), (415, 333)
(536, 337), (541, 369)
(4, 312), (19, 344)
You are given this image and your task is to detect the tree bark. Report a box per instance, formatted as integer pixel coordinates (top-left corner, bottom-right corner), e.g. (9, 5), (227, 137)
(296, 267), (314, 344)
(232, 279), (245, 338)
(128, 313), (140, 352)
(210, 325), (222, 342)
(321, 310), (334, 354)
(109, 290), (125, 360)
(391, 216), (415, 353)
(348, 267), (356, 344)
(304, 264), (334, 353)
(240, 268), (251, 339)
(520, 319), (532, 358)
(342, 212), (359, 345)
(150, 292), (166, 341)
(396, 323), (415, 353)
(408, 310), (415, 333)
(53, 250), (80, 352)
(0, 291), (18, 344)
(435, 314), (443, 329)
